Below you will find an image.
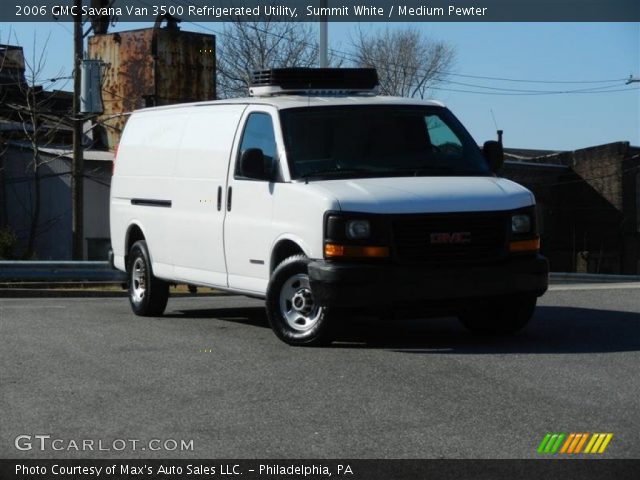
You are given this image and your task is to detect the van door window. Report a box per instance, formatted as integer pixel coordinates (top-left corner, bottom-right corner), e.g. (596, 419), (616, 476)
(236, 113), (277, 179)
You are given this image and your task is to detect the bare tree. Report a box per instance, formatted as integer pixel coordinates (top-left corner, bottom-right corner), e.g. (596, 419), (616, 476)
(351, 27), (455, 99)
(217, 19), (325, 98)
(9, 35), (70, 258)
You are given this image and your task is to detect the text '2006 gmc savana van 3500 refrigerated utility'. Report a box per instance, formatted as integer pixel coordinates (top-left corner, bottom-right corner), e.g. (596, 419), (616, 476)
(110, 68), (548, 346)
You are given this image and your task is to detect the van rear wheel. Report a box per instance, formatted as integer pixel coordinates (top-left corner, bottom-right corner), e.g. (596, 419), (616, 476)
(266, 255), (334, 346)
(128, 240), (169, 316)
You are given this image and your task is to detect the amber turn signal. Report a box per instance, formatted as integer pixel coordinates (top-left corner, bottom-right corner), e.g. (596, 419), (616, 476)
(509, 237), (540, 253)
(324, 243), (390, 258)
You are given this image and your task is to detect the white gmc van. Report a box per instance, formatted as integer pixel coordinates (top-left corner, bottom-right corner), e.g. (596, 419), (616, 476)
(110, 68), (548, 346)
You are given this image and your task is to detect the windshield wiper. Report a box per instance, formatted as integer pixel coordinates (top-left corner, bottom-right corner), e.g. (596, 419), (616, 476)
(389, 166), (481, 177)
(298, 166), (485, 181)
(298, 167), (377, 180)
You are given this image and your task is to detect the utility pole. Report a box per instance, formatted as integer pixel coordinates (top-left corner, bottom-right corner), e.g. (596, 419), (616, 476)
(319, 0), (328, 68)
(626, 75), (639, 84)
(72, 0), (84, 259)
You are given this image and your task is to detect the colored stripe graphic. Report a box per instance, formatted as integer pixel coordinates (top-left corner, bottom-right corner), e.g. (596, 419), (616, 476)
(584, 433), (599, 453)
(538, 433), (613, 454)
(560, 433), (575, 453)
(598, 434), (613, 453)
(550, 434), (565, 453)
(573, 433), (589, 454)
(537, 434), (552, 454)
(544, 434), (559, 453)
(567, 433), (583, 454)
(585, 433), (614, 454)
(537, 433), (565, 454)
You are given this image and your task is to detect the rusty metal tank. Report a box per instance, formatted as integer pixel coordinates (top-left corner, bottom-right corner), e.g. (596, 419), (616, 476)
(88, 19), (216, 150)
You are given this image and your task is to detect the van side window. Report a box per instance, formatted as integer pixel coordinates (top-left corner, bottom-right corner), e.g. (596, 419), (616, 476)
(236, 112), (277, 179)
(425, 115), (463, 156)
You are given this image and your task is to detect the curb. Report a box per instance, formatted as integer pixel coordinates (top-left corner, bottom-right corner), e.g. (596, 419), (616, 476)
(549, 272), (640, 284)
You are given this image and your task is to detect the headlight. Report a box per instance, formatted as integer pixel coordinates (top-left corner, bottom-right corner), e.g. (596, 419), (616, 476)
(346, 220), (371, 239)
(512, 214), (531, 234)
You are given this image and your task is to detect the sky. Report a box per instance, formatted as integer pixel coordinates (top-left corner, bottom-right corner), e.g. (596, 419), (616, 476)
(1, 21), (638, 151)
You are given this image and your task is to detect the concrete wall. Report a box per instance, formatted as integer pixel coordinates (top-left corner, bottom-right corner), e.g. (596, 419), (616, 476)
(2, 148), (72, 259)
(1, 146), (111, 260)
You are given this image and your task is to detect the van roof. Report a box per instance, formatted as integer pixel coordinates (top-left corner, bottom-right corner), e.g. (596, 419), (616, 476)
(134, 95), (446, 113)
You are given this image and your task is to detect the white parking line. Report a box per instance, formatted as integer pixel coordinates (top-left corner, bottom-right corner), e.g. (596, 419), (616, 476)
(550, 283), (640, 291)
(0, 305), (67, 309)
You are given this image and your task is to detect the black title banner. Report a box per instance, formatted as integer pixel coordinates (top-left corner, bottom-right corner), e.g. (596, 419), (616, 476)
(1, 459), (640, 480)
(4, 0), (640, 22)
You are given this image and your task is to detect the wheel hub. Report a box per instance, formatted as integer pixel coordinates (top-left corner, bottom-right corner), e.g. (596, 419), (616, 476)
(131, 257), (146, 304)
(279, 273), (323, 332)
(292, 289), (313, 315)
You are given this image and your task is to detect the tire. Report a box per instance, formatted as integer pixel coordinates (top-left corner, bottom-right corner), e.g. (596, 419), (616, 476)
(266, 255), (335, 346)
(127, 240), (169, 316)
(458, 294), (537, 335)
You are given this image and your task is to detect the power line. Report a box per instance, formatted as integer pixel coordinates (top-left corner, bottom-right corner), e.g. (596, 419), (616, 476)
(429, 85), (639, 96)
(119, 4), (634, 93)
(104, 7), (636, 98)
(150, 4), (629, 90)
(205, 18), (629, 88)
(326, 45), (631, 94)
(0, 75), (73, 87)
(432, 71), (628, 85)
(438, 79), (628, 95)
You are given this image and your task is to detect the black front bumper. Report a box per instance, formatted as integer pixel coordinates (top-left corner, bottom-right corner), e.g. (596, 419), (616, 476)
(308, 255), (549, 308)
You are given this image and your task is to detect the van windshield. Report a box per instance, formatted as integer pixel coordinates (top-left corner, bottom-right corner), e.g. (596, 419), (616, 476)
(279, 105), (491, 180)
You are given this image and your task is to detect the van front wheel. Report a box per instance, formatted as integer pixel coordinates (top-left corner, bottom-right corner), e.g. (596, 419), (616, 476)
(266, 255), (334, 346)
(128, 240), (169, 316)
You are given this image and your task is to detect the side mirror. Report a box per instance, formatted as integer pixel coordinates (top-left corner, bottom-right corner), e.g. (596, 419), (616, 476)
(483, 140), (504, 173)
(239, 148), (273, 181)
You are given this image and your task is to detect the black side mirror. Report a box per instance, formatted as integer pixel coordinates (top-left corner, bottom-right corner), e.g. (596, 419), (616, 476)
(239, 148), (273, 181)
(483, 140), (504, 173)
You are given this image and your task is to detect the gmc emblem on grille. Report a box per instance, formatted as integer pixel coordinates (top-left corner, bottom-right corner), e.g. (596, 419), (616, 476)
(430, 232), (472, 244)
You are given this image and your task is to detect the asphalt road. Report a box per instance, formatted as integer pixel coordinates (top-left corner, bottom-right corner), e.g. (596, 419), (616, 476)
(1, 285), (639, 459)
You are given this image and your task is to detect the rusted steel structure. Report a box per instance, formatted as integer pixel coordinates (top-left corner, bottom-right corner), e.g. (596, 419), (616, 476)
(88, 20), (216, 150)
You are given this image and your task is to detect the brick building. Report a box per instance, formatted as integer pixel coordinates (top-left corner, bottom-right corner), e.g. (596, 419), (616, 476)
(504, 142), (640, 274)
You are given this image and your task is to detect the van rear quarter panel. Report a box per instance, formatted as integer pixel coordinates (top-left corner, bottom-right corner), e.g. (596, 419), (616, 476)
(111, 104), (249, 283)
(110, 110), (189, 276)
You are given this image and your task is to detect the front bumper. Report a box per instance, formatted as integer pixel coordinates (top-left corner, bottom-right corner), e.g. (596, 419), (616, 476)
(308, 255), (549, 308)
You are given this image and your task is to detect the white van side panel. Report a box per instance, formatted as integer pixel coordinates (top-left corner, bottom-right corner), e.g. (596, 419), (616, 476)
(110, 111), (189, 277)
(171, 105), (247, 287)
(271, 184), (337, 261)
(223, 181), (337, 294)
(222, 106), (339, 295)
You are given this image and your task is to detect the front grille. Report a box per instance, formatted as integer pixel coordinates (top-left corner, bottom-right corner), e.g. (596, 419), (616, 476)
(392, 212), (508, 264)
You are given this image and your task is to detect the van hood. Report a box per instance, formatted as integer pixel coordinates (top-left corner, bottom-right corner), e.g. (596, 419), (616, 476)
(307, 176), (534, 214)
